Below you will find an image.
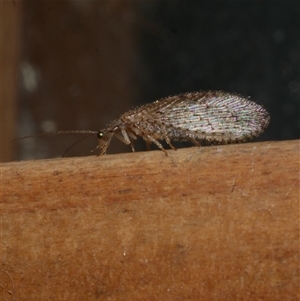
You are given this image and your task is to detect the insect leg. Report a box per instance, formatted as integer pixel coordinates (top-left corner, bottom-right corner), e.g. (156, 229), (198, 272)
(118, 127), (136, 152)
(127, 123), (170, 154)
(113, 132), (130, 144)
(189, 138), (201, 147)
(163, 134), (177, 150)
(144, 134), (168, 156)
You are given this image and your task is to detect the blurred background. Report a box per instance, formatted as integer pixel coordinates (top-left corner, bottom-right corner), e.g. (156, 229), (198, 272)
(2, 0), (299, 162)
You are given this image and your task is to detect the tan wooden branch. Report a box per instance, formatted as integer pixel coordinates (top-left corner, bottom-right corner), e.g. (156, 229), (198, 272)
(1, 140), (299, 300)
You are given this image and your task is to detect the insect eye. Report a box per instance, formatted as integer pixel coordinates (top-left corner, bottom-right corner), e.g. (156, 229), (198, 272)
(97, 131), (105, 139)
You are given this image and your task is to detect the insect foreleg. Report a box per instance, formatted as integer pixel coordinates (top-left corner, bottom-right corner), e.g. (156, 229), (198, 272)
(113, 127), (137, 152)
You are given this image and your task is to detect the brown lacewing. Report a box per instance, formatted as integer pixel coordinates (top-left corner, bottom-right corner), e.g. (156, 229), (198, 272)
(15, 91), (270, 156)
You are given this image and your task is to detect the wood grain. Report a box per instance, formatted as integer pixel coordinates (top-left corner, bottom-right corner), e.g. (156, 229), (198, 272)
(1, 140), (299, 300)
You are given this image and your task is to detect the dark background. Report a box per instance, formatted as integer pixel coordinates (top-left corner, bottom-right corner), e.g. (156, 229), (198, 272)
(15, 0), (299, 160)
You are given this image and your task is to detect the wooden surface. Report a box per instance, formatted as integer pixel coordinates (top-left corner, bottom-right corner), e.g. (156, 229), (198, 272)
(1, 140), (299, 300)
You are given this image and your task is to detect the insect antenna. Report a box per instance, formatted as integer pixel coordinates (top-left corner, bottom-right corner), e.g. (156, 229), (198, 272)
(61, 133), (97, 157)
(12, 130), (99, 157)
(11, 130), (99, 141)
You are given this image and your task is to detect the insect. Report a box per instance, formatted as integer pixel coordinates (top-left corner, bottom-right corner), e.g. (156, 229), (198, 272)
(16, 91), (270, 156)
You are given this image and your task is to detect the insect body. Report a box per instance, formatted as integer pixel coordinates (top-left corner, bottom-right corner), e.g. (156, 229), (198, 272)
(96, 91), (270, 155)
(16, 91), (270, 156)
